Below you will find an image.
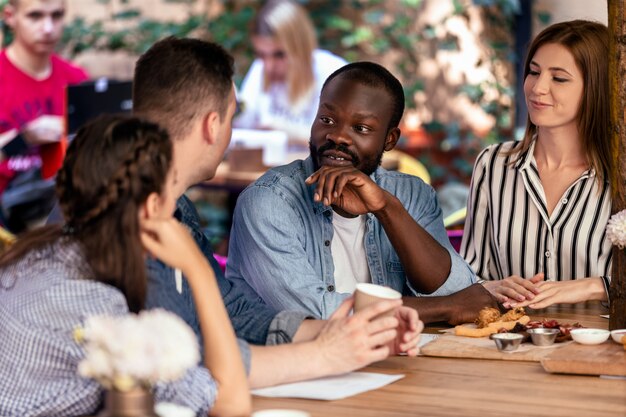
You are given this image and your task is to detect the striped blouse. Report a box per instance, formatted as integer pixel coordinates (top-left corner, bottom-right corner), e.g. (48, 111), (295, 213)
(460, 140), (613, 284)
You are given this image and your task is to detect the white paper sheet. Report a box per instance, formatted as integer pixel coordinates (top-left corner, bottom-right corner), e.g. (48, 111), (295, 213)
(251, 372), (405, 401)
(418, 333), (440, 348)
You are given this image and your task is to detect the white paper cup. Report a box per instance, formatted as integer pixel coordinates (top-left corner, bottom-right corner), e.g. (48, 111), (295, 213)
(252, 410), (311, 417)
(353, 283), (402, 317)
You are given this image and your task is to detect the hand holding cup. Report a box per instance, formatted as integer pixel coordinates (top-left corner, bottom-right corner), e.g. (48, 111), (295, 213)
(353, 283), (403, 318)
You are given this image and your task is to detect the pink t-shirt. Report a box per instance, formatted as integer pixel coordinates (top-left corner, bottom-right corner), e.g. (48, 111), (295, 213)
(0, 50), (88, 190)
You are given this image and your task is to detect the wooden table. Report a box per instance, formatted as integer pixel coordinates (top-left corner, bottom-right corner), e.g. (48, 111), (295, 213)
(253, 303), (626, 417)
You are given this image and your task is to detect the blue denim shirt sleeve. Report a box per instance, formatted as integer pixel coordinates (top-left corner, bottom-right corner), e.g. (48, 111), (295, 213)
(144, 256), (253, 373)
(177, 196), (284, 344)
(144, 195), (308, 374)
(395, 179), (476, 296)
(226, 177), (350, 319)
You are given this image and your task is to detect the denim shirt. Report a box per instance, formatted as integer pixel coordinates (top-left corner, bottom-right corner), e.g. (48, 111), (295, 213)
(145, 195), (310, 372)
(226, 157), (476, 319)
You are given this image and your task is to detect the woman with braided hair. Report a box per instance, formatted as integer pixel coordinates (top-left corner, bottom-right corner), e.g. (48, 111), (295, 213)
(0, 115), (250, 416)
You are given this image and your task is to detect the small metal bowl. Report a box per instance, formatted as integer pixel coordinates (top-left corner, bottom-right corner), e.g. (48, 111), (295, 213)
(491, 333), (524, 351)
(527, 328), (559, 346)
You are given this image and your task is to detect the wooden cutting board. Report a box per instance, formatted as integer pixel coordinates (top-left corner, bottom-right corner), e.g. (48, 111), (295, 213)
(420, 334), (567, 362)
(541, 341), (626, 376)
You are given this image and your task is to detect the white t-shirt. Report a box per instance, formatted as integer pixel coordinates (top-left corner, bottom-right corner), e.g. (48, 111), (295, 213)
(331, 214), (372, 294)
(234, 49), (347, 143)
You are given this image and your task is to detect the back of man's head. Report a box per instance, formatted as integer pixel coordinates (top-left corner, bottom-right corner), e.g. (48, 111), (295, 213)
(133, 36), (234, 141)
(322, 62), (405, 130)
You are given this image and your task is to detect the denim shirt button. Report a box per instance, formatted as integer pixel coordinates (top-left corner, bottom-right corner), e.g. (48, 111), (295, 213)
(327, 285), (335, 292)
(324, 240), (330, 246)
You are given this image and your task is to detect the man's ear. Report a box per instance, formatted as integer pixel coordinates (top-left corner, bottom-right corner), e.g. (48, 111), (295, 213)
(384, 127), (401, 152)
(201, 111), (220, 145)
(3, 4), (16, 29)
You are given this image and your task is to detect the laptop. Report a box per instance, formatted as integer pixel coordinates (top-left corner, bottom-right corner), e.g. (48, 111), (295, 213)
(66, 78), (133, 136)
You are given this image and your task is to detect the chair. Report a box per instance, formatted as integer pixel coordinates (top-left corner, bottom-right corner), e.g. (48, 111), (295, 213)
(382, 149), (431, 185)
(0, 225), (16, 252)
(446, 229), (463, 253)
(213, 254), (227, 273)
(443, 207), (466, 228)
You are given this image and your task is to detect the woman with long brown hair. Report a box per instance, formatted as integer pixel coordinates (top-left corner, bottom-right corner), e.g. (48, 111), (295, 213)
(461, 20), (613, 309)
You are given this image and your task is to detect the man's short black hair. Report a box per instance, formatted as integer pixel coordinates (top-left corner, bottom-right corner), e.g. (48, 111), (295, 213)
(322, 61), (405, 129)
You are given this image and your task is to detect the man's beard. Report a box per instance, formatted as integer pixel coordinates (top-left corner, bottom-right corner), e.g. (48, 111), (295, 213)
(309, 140), (383, 176)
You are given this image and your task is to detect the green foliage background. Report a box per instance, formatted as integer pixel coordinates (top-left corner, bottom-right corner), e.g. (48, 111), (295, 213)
(0, 0), (523, 185)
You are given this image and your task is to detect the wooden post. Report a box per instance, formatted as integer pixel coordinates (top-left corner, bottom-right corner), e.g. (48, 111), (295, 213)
(608, 0), (626, 330)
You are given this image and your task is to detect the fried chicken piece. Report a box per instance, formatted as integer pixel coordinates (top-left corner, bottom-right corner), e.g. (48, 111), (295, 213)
(499, 307), (526, 322)
(475, 307), (501, 328)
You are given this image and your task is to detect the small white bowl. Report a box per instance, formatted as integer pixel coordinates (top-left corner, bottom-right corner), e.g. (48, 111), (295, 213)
(570, 328), (610, 345)
(610, 329), (626, 344)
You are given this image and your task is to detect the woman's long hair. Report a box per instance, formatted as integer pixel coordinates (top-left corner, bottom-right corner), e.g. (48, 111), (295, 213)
(512, 20), (612, 185)
(253, 0), (316, 105)
(0, 115), (172, 312)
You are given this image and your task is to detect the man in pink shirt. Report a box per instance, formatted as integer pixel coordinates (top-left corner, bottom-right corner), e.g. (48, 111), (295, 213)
(0, 0), (87, 231)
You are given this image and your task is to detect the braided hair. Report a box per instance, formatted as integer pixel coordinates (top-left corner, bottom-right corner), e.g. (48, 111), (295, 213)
(0, 115), (173, 312)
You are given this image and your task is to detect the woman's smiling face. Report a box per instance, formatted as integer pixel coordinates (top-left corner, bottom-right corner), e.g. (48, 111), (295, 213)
(524, 42), (584, 132)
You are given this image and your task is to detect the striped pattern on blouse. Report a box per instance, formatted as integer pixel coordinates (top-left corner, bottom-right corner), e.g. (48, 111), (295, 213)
(460, 140), (613, 282)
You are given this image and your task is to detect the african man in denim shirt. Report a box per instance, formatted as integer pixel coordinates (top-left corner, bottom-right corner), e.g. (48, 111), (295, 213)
(131, 38), (426, 389)
(227, 62), (495, 321)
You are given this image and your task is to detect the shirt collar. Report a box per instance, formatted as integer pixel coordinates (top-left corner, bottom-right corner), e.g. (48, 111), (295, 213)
(515, 138), (536, 171)
(516, 136), (596, 179)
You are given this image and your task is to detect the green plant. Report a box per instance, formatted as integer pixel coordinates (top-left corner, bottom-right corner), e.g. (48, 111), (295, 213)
(305, 0), (520, 186)
(1, 0), (522, 186)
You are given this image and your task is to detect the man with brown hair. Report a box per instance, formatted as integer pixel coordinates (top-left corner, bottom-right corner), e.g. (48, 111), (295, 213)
(134, 37), (423, 389)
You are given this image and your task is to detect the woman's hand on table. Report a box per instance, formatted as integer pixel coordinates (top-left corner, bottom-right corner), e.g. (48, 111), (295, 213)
(483, 273), (544, 308)
(510, 277), (607, 309)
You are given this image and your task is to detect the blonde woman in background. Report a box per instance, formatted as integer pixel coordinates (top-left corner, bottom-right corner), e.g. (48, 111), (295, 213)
(234, 0), (347, 144)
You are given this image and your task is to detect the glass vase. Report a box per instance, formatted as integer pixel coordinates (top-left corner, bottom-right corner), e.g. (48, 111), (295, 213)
(98, 387), (159, 417)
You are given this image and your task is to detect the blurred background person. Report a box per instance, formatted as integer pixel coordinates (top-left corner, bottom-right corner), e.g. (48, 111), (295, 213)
(0, 0), (88, 233)
(234, 0), (346, 146)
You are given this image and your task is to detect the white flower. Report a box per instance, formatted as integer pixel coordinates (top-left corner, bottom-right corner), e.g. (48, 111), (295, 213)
(606, 209), (626, 249)
(77, 309), (200, 390)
